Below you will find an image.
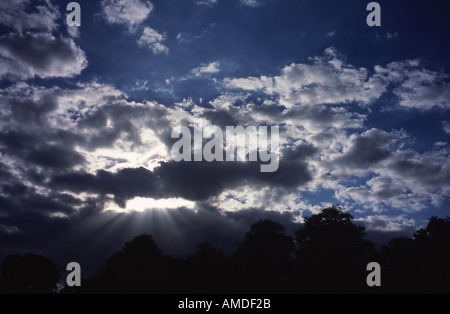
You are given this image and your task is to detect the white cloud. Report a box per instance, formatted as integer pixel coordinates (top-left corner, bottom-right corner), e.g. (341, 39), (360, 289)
(213, 185), (310, 219)
(224, 47), (387, 109)
(100, 1), (168, 55)
(191, 61), (220, 77)
(225, 48), (450, 111)
(396, 82), (450, 110)
(100, 0), (154, 32)
(375, 60), (450, 110)
(137, 27), (169, 54)
(67, 24), (80, 38)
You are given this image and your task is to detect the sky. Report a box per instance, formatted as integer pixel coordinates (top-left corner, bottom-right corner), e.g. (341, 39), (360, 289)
(0, 0), (449, 274)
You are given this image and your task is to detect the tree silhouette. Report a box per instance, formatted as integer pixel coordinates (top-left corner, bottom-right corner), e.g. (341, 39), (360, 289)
(379, 236), (417, 292)
(183, 241), (232, 293)
(83, 234), (169, 293)
(381, 216), (450, 292)
(233, 219), (295, 293)
(0, 253), (60, 294)
(292, 206), (376, 292)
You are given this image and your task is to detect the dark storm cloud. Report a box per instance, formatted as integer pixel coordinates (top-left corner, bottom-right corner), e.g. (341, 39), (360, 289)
(51, 154), (313, 204)
(281, 143), (318, 161)
(153, 159), (312, 200)
(200, 110), (241, 128)
(8, 99), (55, 125)
(0, 0), (59, 35)
(334, 129), (393, 169)
(285, 105), (353, 124)
(388, 151), (450, 187)
(2, 33), (75, 70)
(0, 33), (87, 80)
(0, 162), (14, 183)
(0, 182), (83, 217)
(0, 163), (103, 246)
(50, 167), (157, 207)
(0, 130), (85, 169)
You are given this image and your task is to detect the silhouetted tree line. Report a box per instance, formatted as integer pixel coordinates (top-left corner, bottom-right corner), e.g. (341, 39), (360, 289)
(1, 206), (449, 294)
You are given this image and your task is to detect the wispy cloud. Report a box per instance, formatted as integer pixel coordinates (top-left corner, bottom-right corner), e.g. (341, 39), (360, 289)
(137, 27), (169, 54)
(191, 61), (220, 77)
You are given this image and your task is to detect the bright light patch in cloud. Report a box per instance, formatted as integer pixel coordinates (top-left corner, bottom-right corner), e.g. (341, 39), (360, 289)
(105, 197), (196, 212)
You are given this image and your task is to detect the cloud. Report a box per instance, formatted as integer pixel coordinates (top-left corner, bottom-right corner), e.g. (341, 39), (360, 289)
(336, 176), (432, 212)
(224, 47), (387, 108)
(334, 129), (395, 169)
(191, 61), (220, 77)
(239, 0), (263, 7)
(334, 137), (450, 212)
(51, 154), (313, 205)
(0, 0), (59, 35)
(374, 60), (450, 110)
(0, 33), (87, 80)
(137, 27), (169, 54)
(100, 0), (154, 32)
(396, 82), (450, 110)
(225, 48), (450, 112)
(443, 121), (450, 134)
(100, 1), (168, 54)
(0, 0), (87, 80)
(386, 149), (450, 189)
(196, 0), (263, 8)
(197, 0), (218, 6)
(0, 224), (23, 235)
(0, 130), (85, 170)
(356, 214), (417, 233)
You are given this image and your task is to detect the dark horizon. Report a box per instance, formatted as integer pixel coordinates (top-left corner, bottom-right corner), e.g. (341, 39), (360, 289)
(2, 206), (449, 294)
